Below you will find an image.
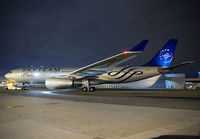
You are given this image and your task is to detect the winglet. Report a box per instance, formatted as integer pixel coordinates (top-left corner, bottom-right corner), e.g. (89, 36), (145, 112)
(129, 40), (149, 51)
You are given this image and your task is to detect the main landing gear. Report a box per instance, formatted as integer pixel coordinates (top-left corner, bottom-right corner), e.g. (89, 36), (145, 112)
(82, 87), (96, 92)
(82, 79), (96, 92)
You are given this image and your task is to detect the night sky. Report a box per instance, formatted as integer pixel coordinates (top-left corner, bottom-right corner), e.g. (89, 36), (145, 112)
(0, 0), (200, 78)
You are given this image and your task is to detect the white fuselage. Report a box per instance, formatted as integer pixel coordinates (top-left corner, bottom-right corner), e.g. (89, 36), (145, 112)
(5, 67), (161, 85)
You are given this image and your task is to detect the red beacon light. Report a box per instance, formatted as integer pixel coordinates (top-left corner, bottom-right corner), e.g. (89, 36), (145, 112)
(123, 51), (128, 54)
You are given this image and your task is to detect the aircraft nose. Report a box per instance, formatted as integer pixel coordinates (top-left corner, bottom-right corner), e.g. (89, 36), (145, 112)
(4, 73), (10, 79)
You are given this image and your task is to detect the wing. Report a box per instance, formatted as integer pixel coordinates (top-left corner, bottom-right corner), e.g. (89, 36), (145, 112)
(67, 40), (149, 79)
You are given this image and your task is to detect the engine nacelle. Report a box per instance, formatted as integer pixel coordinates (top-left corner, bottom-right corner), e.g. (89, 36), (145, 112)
(45, 78), (74, 89)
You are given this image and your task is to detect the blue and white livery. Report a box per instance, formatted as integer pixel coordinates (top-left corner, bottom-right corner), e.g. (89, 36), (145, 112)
(4, 39), (192, 91)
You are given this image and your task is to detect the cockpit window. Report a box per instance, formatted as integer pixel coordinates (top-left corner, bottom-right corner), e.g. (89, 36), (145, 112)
(8, 71), (12, 73)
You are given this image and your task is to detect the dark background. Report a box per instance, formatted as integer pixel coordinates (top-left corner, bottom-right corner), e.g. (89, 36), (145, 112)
(0, 0), (200, 77)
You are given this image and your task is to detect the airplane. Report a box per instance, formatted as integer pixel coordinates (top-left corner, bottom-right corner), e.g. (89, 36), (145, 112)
(4, 39), (193, 92)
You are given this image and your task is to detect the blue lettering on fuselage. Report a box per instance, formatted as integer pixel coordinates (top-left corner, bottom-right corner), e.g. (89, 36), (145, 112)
(22, 72), (26, 77)
(108, 67), (143, 82)
(115, 68), (137, 79)
(22, 67), (60, 73)
(21, 67), (61, 78)
(119, 71), (143, 82)
(108, 67), (129, 76)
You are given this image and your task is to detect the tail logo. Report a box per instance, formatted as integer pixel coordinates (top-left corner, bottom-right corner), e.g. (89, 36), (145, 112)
(159, 49), (173, 63)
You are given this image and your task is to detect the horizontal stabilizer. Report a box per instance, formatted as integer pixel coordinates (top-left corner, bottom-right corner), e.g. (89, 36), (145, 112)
(159, 61), (194, 73)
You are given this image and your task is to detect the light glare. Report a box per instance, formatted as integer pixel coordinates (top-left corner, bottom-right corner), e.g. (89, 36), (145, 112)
(123, 51), (128, 54)
(33, 72), (40, 77)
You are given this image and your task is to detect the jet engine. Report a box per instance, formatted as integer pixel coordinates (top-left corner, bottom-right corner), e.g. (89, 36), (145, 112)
(45, 78), (75, 89)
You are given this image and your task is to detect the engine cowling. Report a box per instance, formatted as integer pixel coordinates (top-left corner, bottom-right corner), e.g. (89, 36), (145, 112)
(45, 78), (74, 89)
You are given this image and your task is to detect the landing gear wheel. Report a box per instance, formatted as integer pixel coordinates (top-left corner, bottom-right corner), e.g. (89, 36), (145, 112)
(82, 87), (88, 92)
(89, 87), (96, 92)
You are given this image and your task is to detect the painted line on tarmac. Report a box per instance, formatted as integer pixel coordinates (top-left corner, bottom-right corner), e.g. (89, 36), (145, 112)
(45, 102), (60, 105)
(1, 105), (25, 109)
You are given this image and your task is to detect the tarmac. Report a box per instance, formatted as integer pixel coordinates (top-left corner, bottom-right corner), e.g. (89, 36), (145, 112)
(0, 88), (200, 139)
